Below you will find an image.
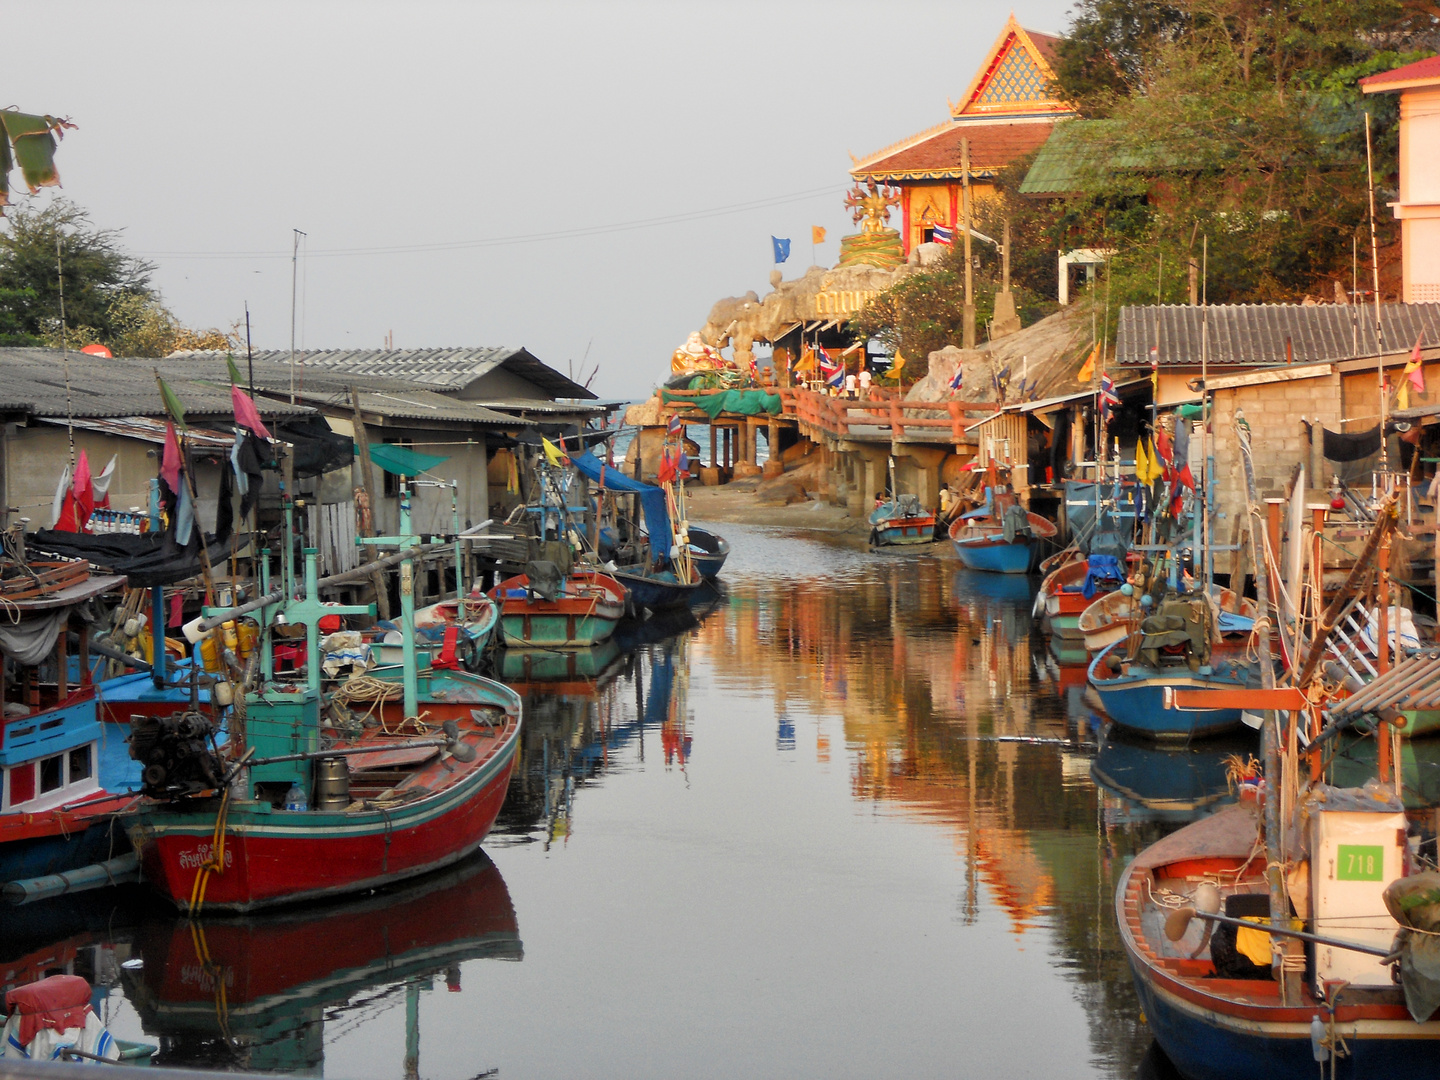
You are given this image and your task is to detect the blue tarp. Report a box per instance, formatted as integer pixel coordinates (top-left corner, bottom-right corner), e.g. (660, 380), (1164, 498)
(570, 452), (673, 557)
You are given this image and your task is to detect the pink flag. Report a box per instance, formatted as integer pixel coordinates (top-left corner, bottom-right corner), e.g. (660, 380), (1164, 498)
(1409, 332), (1427, 393)
(232, 383), (272, 439)
(74, 450), (94, 530)
(161, 422), (183, 494)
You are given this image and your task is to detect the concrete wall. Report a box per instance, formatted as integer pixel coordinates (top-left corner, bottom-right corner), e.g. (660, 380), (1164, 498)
(3, 423), (227, 529)
(457, 368), (549, 401)
(1209, 370), (1342, 528)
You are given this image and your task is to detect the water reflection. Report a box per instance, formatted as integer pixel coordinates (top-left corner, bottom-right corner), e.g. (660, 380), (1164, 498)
(1091, 726), (1246, 826)
(122, 852), (519, 1074)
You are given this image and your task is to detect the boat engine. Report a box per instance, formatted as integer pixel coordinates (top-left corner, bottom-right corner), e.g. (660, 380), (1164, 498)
(1136, 596), (1213, 668)
(128, 710), (224, 798)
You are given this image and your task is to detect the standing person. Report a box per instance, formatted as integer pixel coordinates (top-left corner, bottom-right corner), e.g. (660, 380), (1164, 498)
(844, 372), (858, 399)
(858, 368), (872, 397)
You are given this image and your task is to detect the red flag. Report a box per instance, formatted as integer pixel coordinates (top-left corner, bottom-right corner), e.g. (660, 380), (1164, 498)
(73, 450), (94, 530)
(656, 449), (677, 485)
(54, 490), (81, 532)
(232, 383), (272, 439)
(1408, 332), (1426, 393)
(161, 422), (182, 494)
(1154, 427), (1174, 466)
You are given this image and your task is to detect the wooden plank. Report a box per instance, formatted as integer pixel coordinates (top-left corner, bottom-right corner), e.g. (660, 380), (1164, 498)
(347, 745), (439, 771)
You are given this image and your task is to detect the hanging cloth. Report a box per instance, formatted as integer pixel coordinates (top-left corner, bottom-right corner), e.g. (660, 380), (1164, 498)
(1322, 425), (1382, 462)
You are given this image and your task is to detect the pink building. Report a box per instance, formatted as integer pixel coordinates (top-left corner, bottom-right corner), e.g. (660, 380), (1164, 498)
(1362, 56), (1440, 303)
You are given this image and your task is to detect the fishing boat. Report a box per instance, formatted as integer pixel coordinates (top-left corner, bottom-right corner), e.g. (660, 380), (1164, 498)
(868, 494), (937, 547)
(372, 593), (499, 671)
(1, 974), (154, 1063)
(0, 569), (142, 886)
(124, 487), (524, 914)
(609, 563), (704, 611)
(867, 457), (937, 547)
(1037, 554), (1124, 639)
(1088, 638), (1255, 739)
(948, 502), (1057, 574)
(686, 526), (730, 579)
(1080, 587), (1256, 656)
(490, 569), (626, 648)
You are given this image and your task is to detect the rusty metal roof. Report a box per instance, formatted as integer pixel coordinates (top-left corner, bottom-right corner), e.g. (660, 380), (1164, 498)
(36, 415), (238, 449)
(1115, 303), (1440, 368)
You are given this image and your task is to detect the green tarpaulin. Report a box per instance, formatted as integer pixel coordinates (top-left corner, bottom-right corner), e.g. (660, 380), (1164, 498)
(368, 442), (450, 476)
(661, 389), (782, 420)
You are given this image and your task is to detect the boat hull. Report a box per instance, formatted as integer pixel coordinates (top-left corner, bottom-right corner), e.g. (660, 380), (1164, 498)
(127, 726), (518, 913)
(612, 569), (703, 611)
(0, 796), (134, 883)
(951, 537), (1034, 574)
(1088, 646), (1249, 739)
(686, 527), (730, 580)
(491, 572), (625, 649)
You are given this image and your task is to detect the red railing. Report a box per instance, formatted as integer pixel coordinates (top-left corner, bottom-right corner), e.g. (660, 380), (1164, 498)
(658, 385), (997, 443)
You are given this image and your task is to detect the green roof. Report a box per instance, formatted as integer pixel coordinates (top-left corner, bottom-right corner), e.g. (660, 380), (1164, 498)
(1018, 120), (1122, 195)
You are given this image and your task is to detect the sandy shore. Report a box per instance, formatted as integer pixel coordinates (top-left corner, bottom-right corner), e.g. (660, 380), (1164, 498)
(684, 480), (868, 533)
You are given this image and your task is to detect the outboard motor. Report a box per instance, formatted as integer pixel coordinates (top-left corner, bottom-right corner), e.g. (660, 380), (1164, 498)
(128, 709), (223, 798)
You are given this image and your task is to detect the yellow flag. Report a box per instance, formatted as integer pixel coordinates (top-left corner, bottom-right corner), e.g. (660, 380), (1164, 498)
(892, 350), (907, 377)
(794, 345), (817, 374)
(812, 226), (827, 245)
(1134, 438), (1151, 484)
(1398, 378), (1410, 412)
(542, 437), (569, 467)
(1077, 343), (1098, 383)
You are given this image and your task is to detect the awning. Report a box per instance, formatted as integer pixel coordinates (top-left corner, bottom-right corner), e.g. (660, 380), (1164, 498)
(369, 443), (450, 476)
(569, 451), (672, 556)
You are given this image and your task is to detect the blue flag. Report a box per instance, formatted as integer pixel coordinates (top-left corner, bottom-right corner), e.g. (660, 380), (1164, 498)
(771, 236), (791, 263)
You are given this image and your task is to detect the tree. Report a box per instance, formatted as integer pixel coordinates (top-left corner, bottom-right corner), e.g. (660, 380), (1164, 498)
(0, 198), (155, 342)
(0, 198), (235, 355)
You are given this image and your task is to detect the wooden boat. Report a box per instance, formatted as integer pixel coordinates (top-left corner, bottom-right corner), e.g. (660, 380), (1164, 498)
(1120, 803), (1440, 1079)
(1088, 640), (1255, 739)
(0, 570), (142, 886)
(372, 594), (499, 670)
(867, 494), (937, 547)
(490, 570), (626, 648)
(610, 564), (703, 612)
(1080, 587), (1257, 656)
(948, 508), (1057, 574)
(1038, 555), (1123, 639)
(125, 670), (521, 913)
(686, 526), (730, 580)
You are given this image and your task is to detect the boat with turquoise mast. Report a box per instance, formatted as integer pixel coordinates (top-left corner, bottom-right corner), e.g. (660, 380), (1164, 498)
(868, 455), (937, 547)
(124, 478), (522, 913)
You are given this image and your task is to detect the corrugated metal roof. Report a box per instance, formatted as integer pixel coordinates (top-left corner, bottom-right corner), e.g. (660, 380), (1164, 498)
(171, 347), (597, 400)
(1115, 304), (1440, 367)
(36, 415), (237, 449)
(0, 348), (313, 420)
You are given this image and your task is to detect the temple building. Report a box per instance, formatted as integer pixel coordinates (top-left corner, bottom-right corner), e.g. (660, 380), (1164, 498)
(849, 14), (1073, 257)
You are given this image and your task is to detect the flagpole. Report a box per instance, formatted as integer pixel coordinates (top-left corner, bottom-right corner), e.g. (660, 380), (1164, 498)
(1365, 112), (1388, 473)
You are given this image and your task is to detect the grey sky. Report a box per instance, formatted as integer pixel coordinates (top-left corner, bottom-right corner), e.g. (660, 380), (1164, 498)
(8, 0), (1076, 400)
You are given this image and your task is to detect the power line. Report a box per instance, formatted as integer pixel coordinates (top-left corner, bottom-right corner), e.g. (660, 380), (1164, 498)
(137, 184), (838, 260)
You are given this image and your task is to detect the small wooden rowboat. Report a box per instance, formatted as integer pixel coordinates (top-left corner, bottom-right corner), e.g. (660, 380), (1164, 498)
(1037, 555), (1122, 639)
(686, 527), (730, 580)
(1079, 588), (1256, 656)
(948, 511), (1057, 574)
(490, 571), (626, 649)
(867, 497), (937, 547)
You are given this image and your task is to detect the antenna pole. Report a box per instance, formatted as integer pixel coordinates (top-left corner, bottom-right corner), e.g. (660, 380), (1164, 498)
(1366, 112), (1387, 471)
(290, 228), (306, 404)
(57, 236), (75, 470)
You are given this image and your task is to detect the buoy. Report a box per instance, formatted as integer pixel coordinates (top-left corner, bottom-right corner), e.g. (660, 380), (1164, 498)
(1120, 583), (1134, 597)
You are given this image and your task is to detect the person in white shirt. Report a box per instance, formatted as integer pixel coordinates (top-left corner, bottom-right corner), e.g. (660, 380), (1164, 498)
(858, 369), (872, 396)
(844, 373), (858, 399)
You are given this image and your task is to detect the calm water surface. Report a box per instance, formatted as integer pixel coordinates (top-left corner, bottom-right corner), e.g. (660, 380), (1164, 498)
(8, 526), (1269, 1079)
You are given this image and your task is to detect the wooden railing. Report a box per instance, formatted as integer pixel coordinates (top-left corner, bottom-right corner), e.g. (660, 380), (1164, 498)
(657, 385), (998, 444)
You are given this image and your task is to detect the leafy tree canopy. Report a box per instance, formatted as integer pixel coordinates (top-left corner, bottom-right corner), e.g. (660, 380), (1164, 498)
(0, 198), (233, 354)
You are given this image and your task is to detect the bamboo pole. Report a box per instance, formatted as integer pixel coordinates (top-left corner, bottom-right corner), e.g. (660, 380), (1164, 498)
(350, 386), (392, 621)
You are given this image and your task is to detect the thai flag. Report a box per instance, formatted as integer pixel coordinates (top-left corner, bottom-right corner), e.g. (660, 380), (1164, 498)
(948, 366), (963, 391)
(818, 347), (843, 387)
(668, 413), (682, 436)
(933, 224), (954, 246)
(1100, 373), (1121, 421)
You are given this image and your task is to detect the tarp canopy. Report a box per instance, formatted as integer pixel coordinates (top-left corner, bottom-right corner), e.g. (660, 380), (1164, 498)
(369, 442), (450, 476)
(569, 451), (672, 556)
(661, 389), (782, 420)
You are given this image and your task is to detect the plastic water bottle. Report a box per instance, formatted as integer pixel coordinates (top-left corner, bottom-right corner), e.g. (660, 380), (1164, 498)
(284, 782), (309, 812)
(1310, 1015), (1329, 1062)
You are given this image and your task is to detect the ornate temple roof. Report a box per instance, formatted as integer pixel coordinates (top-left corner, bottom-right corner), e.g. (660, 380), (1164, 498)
(851, 15), (1073, 184)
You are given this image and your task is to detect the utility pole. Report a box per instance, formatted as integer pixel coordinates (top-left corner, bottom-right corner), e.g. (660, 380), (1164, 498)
(290, 228), (307, 404)
(961, 138), (975, 349)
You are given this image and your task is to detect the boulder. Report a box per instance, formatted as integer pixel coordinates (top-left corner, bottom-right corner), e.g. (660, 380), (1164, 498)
(625, 396), (662, 427)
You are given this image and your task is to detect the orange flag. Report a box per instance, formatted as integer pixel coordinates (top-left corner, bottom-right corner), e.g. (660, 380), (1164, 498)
(812, 226), (826, 245)
(1077, 342), (1099, 382)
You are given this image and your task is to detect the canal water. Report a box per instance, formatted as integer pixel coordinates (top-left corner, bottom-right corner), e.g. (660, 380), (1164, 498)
(11, 526), (1290, 1078)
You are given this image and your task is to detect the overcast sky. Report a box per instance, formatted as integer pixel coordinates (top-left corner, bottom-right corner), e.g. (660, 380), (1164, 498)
(9, 0), (1076, 400)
